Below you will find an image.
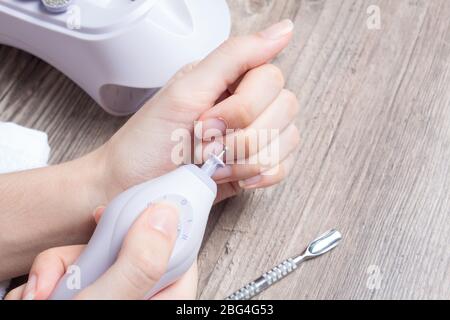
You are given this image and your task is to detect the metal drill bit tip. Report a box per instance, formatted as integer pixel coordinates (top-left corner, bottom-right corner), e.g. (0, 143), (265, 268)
(201, 145), (227, 177)
(215, 146), (227, 161)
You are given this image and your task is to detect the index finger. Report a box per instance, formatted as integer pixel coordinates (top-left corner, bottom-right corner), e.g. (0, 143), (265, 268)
(177, 19), (294, 104)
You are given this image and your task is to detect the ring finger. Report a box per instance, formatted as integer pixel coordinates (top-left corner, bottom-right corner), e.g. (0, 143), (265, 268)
(198, 88), (299, 163)
(212, 124), (300, 183)
(199, 63), (285, 138)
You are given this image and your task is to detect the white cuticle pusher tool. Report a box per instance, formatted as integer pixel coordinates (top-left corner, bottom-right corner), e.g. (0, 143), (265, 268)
(51, 150), (226, 300)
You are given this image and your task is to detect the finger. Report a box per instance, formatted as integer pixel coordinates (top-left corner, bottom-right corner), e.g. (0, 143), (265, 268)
(151, 260), (198, 300)
(92, 206), (106, 224)
(213, 124), (300, 183)
(246, 89), (299, 132)
(170, 19), (294, 106)
(5, 284), (26, 300)
(227, 74), (245, 95)
(199, 64), (285, 135)
(21, 245), (85, 300)
(215, 181), (243, 203)
(198, 91), (299, 162)
(215, 73), (244, 104)
(76, 203), (179, 300)
(215, 89), (232, 105)
(239, 152), (296, 189)
(166, 61), (201, 86)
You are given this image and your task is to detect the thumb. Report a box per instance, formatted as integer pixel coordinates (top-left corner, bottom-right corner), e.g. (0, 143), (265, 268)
(76, 203), (179, 300)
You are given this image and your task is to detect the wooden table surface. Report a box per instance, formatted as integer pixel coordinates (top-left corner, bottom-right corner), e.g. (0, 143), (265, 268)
(0, 0), (449, 299)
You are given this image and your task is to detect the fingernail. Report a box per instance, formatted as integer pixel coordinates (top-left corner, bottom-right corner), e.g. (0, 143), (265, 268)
(260, 19), (294, 40)
(92, 206), (106, 222)
(148, 204), (179, 236)
(23, 274), (37, 300)
(202, 118), (227, 140)
(239, 175), (262, 188)
(213, 165), (233, 181)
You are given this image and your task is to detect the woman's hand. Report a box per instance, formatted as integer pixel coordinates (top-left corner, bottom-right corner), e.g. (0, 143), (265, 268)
(6, 204), (197, 300)
(95, 19), (299, 203)
(0, 20), (300, 280)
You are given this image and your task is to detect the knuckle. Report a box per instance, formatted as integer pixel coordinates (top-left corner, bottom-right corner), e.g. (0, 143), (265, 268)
(122, 246), (168, 289)
(261, 165), (284, 185)
(165, 80), (195, 104)
(288, 125), (301, 146)
(180, 61), (198, 73)
(166, 79), (212, 107)
(217, 37), (251, 75)
(166, 61), (199, 87)
(277, 164), (287, 180)
(280, 90), (299, 117)
(35, 248), (55, 262)
(263, 64), (285, 86)
(219, 36), (243, 56)
(234, 94), (255, 127)
(176, 61), (198, 77)
(248, 164), (262, 177)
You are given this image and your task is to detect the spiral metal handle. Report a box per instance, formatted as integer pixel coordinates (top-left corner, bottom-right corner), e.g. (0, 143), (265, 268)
(226, 258), (298, 300)
(225, 230), (342, 300)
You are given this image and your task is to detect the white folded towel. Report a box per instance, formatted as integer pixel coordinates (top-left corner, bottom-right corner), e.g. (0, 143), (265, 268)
(0, 122), (50, 174)
(0, 122), (51, 299)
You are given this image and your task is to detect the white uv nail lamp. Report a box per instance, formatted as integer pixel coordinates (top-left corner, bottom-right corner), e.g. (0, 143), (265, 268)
(0, 0), (231, 115)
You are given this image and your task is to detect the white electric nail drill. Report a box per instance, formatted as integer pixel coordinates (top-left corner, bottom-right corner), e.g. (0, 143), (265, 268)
(50, 151), (226, 300)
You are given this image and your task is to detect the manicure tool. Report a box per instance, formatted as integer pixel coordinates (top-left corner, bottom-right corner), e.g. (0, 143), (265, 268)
(51, 150), (226, 299)
(226, 229), (342, 300)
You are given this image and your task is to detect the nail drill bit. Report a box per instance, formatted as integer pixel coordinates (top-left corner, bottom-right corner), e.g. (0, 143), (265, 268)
(201, 147), (227, 176)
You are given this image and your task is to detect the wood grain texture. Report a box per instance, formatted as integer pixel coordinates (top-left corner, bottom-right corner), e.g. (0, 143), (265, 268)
(1, 0), (449, 299)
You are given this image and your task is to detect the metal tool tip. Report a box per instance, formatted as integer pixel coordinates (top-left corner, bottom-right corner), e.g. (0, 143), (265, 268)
(201, 145), (227, 177)
(216, 145), (227, 160)
(306, 229), (342, 256)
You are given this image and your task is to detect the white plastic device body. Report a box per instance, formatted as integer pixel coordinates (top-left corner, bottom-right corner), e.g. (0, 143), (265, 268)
(50, 164), (219, 300)
(0, 0), (231, 115)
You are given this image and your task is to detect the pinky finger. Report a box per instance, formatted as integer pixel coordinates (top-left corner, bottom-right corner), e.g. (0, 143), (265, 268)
(238, 153), (295, 189)
(5, 284), (26, 300)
